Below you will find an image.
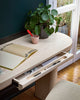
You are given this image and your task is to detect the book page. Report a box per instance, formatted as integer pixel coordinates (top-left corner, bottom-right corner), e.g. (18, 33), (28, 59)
(0, 51), (25, 70)
(2, 43), (37, 58)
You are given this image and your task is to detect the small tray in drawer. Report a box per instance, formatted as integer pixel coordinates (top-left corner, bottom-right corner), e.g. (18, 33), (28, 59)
(13, 52), (73, 90)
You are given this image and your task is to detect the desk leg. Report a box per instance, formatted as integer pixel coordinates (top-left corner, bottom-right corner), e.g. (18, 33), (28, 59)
(35, 67), (57, 100)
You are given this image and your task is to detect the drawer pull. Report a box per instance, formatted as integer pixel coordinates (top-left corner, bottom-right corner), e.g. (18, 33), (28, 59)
(34, 72), (41, 77)
(53, 61), (60, 65)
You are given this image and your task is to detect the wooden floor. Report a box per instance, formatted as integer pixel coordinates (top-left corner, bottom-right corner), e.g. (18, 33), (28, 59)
(12, 59), (80, 100)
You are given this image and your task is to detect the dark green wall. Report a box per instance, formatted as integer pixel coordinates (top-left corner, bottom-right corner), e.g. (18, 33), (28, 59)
(0, 0), (46, 38)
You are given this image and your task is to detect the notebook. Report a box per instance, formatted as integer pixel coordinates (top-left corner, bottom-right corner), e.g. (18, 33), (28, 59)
(0, 43), (37, 70)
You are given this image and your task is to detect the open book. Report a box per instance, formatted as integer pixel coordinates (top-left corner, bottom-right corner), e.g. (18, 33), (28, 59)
(0, 43), (37, 70)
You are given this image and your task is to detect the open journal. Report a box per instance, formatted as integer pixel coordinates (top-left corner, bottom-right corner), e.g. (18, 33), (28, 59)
(0, 43), (37, 70)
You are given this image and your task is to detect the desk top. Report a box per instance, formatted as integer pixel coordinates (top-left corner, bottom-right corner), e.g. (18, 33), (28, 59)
(0, 32), (72, 90)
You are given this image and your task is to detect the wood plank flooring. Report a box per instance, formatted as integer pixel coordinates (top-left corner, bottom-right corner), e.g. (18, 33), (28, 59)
(12, 59), (80, 100)
(58, 59), (80, 85)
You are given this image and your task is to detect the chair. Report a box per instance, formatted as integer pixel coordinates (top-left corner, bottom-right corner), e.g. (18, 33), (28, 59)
(45, 80), (80, 100)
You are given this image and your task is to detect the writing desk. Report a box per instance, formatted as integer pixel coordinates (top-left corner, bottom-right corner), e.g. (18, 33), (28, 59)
(0, 32), (73, 100)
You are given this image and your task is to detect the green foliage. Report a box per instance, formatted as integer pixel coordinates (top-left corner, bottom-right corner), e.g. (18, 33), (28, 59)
(57, 0), (73, 29)
(25, 3), (62, 35)
(57, 0), (73, 7)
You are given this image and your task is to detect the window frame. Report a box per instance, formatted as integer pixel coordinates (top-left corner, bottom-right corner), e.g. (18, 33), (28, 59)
(46, 0), (80, 70)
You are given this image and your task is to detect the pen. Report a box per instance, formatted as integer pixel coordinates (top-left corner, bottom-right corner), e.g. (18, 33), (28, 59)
(27, 30), (33, 37)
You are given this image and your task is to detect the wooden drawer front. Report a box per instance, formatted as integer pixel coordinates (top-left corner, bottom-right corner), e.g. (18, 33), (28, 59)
(13, 52), (73, 90)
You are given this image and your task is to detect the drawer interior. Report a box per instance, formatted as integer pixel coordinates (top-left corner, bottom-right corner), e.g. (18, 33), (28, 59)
(15, 52), (65, 81)
(13, 52), (73, 90)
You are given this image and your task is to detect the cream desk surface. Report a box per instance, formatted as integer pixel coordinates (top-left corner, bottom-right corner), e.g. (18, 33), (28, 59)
(0, 32), (72, 90)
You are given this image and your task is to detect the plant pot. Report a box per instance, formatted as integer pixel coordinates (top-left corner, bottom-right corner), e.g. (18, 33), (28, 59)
(31, 35), (39, 44)
(58, 24), (68, 35)
(39, 26), (49, 39)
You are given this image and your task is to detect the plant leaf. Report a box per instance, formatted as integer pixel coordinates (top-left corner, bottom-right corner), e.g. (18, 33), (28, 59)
(44, 27), (50, 35)
(49, 27), (54, 34)
(55, 25), (58, 33)
(40, 19), (44, 23)
(41, 13), (49, 21)
(51, 9), (58, 16)
(39, 3), (43, 8)
(49, 15), (54, 24)
(45, 4), (51, 9)
(58, 17), (62, 21)
(54, 17), (58, 21)
(30, 16), (38, 25)
(35, 25), (40, 35)
(45, 27), (54, 35)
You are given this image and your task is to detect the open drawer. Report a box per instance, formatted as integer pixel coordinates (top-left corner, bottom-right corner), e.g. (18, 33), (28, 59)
(13, 52), (73, 90)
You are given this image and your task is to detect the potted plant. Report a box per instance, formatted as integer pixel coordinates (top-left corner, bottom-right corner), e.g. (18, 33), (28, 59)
(57, 0), (73, 36)
(25, 3), (62, 39)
